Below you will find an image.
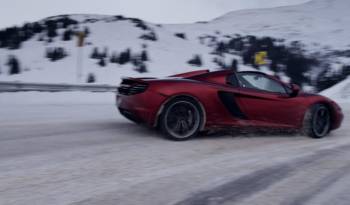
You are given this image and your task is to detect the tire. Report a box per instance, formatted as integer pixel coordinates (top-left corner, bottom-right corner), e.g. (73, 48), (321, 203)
(302, 104), (331, 138)
(159, 97), (203, 141)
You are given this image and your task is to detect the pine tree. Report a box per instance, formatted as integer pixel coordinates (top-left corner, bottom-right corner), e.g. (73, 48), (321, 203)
(140, 31), (158, 41)
(46, 48), (52, 59)
(342, 65), (350, 76)
(125, 48), (131, 61)
(9, 35), (21, 49)
(62, 29), (73, 41)
(84, 27), (90, 37)
(101, 47), (108, 58)
(188, 55), (202, 67)
(175, 33), (186, 40)
(228, 37), (244, 51)
(131, 58), (141, 67)
(285, 54), (314, 84)
(135, 63), (147, 73)
(90, 47), (100, 59)
(38, 34), (44, 41)
(87, 73), (96, 83)
(110, 52), (119, 63)
(60, 16), (78, 28)
(32, 22), (43, 33)
(243, 50), (253, 65)
(216, 42), (226, 55)
(46, 20), (58, 38)
(270, 60), (278, 72)
(57, 48), (66, 59)
(98, 58), (106, 67)
(231, 59), (238, 71)
(0, 35), (3, 48)
(7, 55), (21, 75)
(46, 47), (67, 61)
(213, 57), (226, 69)
(141, 50), (148, 61)
(119, 49), (131, 65)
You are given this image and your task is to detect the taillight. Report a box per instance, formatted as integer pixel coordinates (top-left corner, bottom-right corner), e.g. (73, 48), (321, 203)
(118, 79), (149, 96)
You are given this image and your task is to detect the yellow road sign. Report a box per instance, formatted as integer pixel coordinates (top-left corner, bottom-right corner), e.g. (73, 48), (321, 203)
(255, 51), (267, 65)
(77, 32), (85, 47)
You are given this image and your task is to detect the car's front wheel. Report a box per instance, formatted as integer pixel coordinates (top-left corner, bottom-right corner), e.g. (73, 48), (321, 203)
(160, 97), (203, 141)
(302, 104), (331, 138)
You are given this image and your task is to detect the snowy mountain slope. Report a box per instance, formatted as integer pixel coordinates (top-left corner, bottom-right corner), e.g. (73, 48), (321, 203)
(0, 15), (221, 84)
(167, 0), (350, 50)
(321, 76), (350, 102)
(0, 0), (349, 87)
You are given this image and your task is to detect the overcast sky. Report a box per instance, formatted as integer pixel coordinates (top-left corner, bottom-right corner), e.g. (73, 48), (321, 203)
(0, 0), (310, 28)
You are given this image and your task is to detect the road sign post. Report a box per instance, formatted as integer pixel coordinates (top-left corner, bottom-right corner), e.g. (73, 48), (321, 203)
(76, 32), (85, 83)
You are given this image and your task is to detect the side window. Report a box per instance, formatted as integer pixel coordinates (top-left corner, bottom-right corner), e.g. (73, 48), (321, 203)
(226, 74), (239, 87)
(237, 73), (287, 94)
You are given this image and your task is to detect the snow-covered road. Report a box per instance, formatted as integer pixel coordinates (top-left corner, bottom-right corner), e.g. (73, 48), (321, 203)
(0, 92), (349, 205)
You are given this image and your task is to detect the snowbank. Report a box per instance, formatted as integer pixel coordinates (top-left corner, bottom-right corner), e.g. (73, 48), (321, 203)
(0, 91), (115, 105)
(321, 77), (350, 103)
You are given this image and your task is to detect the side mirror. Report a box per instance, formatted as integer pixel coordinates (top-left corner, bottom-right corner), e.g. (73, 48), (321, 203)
(290, 84), (300, 97)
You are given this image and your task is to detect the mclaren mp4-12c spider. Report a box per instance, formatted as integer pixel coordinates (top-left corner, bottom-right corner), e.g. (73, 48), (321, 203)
(117, 70), (343, 140)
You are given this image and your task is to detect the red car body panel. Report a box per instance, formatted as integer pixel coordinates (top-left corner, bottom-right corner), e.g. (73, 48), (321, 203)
(117, 70), (343, 132)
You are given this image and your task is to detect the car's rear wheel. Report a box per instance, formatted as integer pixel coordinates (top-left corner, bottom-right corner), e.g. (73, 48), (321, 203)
(302, 104), (331, 138)
(160, 97), (203, 141)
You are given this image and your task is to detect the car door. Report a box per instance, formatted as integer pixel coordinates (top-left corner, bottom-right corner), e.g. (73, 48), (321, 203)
(234, 72), (301, 127)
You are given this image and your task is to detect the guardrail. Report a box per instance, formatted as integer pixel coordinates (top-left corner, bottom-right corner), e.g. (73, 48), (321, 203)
(0, 81), (118, 93)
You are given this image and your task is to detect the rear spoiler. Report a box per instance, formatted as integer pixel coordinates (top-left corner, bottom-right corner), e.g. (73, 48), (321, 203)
(120, 77), (156, 84)
(170, 70), (210, 78)
(120, 69), (209, 84)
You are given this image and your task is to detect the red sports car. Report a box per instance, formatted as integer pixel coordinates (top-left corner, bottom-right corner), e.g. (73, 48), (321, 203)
(117, 70), (343, 140)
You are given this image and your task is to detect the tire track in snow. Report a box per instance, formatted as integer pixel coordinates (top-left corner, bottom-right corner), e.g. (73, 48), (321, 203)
(175, 144), (350, 205)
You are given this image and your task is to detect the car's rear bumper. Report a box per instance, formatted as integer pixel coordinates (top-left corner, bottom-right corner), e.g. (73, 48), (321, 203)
(116, 91), (167, 126)
(118, 107), (145, 124)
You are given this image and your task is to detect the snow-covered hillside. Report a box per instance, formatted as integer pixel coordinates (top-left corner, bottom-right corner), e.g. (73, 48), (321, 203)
(0, 14), (217, 84)
(0, 0), (349, 88)
(321, 76), (350, 103)
(172, 0), (350, 50)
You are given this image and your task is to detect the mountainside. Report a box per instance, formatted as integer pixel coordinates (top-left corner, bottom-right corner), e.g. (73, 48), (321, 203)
(0, 0), (349, 90)
(321, 76), (350, 102)
(183, 0), (350, 49)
